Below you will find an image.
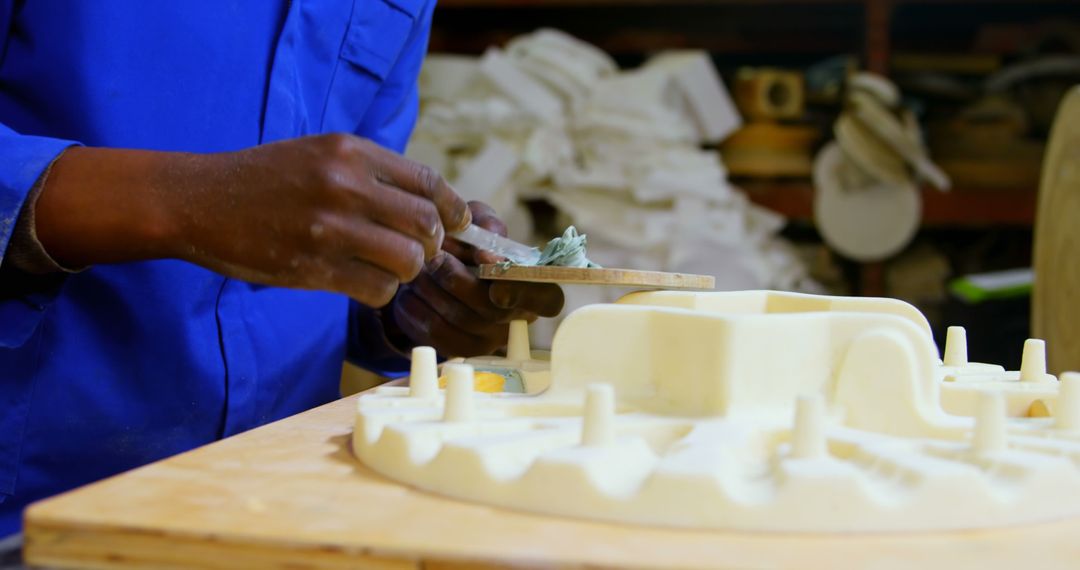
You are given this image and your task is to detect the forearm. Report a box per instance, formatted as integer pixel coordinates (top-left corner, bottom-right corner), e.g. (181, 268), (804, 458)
(34, 146), (192, 268)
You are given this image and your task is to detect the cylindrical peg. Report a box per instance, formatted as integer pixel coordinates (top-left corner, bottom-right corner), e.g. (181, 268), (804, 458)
(442, 364), (475, 422)
(1057, 372), (1080, 430)
(972, 391), (1007, 455)
(1020, 339), (1048, 383)
(791, 394), (827, 460)
(507, 319), (531, 362)
(409, 346), (438, 399)
(581, 384), (615, 446)
(943, 326), (968, 367)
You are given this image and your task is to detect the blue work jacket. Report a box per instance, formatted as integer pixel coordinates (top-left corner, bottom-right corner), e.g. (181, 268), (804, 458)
(0, 0), (434, 536)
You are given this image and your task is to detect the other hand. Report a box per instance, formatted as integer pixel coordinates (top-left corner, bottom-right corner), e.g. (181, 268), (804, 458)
(386, 202), (564, 357)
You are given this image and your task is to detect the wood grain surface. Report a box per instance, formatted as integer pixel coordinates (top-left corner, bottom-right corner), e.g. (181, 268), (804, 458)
(22, 389), (1080, 569)
(478, 264), (715, 289)
(1034, 86), (1080, 375)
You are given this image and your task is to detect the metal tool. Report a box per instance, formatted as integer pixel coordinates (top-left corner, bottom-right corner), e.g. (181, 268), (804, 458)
(450, 224), (541, 265)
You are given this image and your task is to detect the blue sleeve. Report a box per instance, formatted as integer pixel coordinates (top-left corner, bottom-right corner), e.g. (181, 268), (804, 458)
(0, 0), (82, 348)
(345, 0), (435, 375)
(346, 303), (411, 377)
(353, 0), (433, 154)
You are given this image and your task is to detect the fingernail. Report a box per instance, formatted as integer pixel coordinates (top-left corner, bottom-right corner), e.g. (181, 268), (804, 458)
(494, 288), (518, 309)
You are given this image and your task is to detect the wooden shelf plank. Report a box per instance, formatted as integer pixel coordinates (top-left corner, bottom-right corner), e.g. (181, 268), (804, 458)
(738, 180), (1038, 227)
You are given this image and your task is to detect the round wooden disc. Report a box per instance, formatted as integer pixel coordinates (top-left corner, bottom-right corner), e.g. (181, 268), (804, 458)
(813, 142), (921, 262)
(1033, 86), (1080, 374)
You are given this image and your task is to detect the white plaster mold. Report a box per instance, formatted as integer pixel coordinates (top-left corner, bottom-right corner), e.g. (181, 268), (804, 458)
(353, 291), (1080, 533)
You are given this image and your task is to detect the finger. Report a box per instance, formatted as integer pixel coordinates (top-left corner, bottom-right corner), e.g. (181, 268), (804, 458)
(356, 182), (444, 259)
(316, 257), (400, 308)
(442, 200), (496, 262)
(489, 281), (564, 317)
(325, 216), (426, 283)
(408, 270), (508, 337)
(392, 288), (498, 356)
(425, 253), (513, 323)
(361, 140), (471, 232)
(448, 201), (510, 266)
(467, 201), (507, 236)
(343, 181), (444, 259)
(441, 236), (473, 263)
(441, 238), (506, 266)
(473, 249), (506, 265)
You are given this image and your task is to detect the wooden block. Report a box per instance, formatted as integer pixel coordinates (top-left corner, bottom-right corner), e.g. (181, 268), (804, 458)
(734, 67), (805, 121)
(478, 264), (715, 289)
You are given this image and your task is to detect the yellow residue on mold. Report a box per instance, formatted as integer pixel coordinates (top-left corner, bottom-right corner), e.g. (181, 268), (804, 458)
(438, 371), (506, 393)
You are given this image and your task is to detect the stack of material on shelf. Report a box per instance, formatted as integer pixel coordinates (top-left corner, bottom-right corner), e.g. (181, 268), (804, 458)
(722, 67), (821, 178)
(813, 73), (951, 263)
(410, 29), (819, 314)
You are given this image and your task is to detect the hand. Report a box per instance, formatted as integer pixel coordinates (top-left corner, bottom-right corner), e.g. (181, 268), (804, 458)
(37, 134), (471, 308)
(386, 202), (564, 357)
(178, 134), (472, 306)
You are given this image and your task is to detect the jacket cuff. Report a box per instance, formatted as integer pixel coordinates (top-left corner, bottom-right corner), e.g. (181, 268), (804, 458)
(0, 134), (80, 264)
(4, 151), (86, 274)
(0, 134), (81, 348)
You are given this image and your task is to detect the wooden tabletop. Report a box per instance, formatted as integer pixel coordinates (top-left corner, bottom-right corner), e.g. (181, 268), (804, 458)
(23, 391), (1080, 569)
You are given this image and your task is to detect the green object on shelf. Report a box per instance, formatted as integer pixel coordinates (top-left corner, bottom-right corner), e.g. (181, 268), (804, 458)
(949, 268), (1033, 304)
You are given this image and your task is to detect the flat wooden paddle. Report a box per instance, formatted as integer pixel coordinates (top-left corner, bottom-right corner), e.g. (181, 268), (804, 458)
(478, 264), (715, 290)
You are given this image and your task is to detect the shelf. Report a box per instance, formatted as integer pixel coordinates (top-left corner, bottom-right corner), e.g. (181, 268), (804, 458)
(738, 180), (1037, 227)
(430, 0), (1062, 297)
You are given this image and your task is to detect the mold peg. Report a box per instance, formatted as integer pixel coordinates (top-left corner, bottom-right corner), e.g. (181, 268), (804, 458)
(791, 394), (827, 460)
(443, 364), (476, 422)
(943, 326), (968, 367)
(409, 346), (439, 399)
(507, 319), (531, 362)
(1020, 339), (1049, 383)
(581, 384), (616, 446)
(1057, 372), (1080, 430)
(972, 391), (1007, 456)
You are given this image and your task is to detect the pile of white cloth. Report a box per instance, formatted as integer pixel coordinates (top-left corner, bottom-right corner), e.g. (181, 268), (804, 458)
(407, 29), (820, 342)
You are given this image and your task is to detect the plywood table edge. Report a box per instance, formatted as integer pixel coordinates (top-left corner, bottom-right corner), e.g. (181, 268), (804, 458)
(24, 519), (417, 570)
(25, 518), (553, 570)
(20, 394), (608, 570)
(22, 391), (1080, 570)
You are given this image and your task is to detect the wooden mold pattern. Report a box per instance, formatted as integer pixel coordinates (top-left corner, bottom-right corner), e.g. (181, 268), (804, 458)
(1034, 86), (1080, 375)
(21, 386), (1080, 569)
(353, 291), (1080, 534)
(477, 264), (715, 289)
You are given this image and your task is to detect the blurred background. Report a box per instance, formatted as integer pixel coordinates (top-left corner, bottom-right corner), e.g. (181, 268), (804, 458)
(408, 0), (1080, 365)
